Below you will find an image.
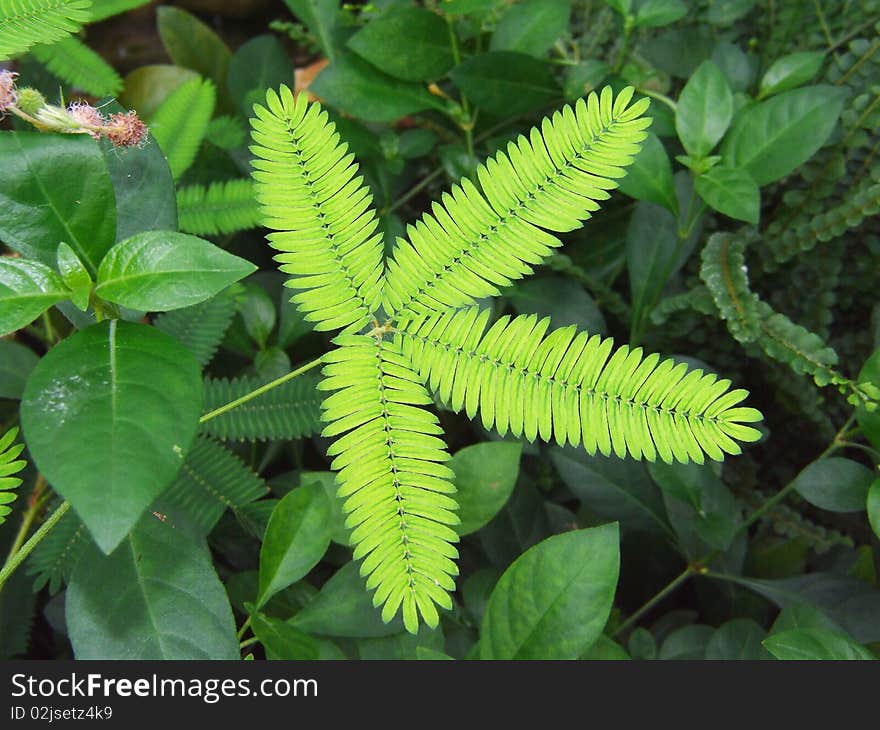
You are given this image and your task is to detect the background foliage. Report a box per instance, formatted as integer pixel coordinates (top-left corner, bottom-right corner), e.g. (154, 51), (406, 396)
(0, 0), (879, 660)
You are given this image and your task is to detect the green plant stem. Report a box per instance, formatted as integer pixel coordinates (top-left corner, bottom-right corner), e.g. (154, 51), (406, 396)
(4, 474), (47, 564)
(387, 167), (444, 214)
(446, 16), (475, 166)
(199, 356), (324, 424)
(42, 310), (56, 345)
(237, 616), (252, 641)
(239, 636), (259, 650)
(613, 566), (694, 638)
(637, 88), (677, 112)
(0, 501), (70, 593)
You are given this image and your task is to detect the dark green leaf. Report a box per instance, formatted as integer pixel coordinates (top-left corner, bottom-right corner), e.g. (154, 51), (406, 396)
(707, 0), (756, 25)
(0, 132), (116, 276)
(0, 341), (39, 400)
(635, 0), (687, 28)
(251, 613), (344, 660)
(626, 201), (680, 331)
(450, 442), (521, 535)
(66, 516), (238, 659)
(348, 7), (454, 81)
(20, 321), (203, 553)
(716, 573), (880, 644)
(868, 480), (880, 540)
(310, 52), (445, 122)
(0, 258), (70, 337)
(695, 165), (760, 223)
(617, 132), (678, 214)
(100, 127), (177, 244)
(722, 85), (846, 186)
(856, 350), (880, 450)
(490, 0), (571, 57)
(792, 457), (874, 513)
(120, 64), (199, 120)
(758, 52), (824, 99)
(238, 282), (276, 349)
(551, 447), (670, 536)
(95, 231), (256, 312)
(480, 524), (620, 659)
(290, 561), (405, 638)
(508, 274), (605, 334)
(283, 0), (343, 61)
(675, 60), (733, 158)
(56, 242), (91, 311)
(227, 36), (295, 117)
(658, 625), (714, 659)
(257, 483), (332, 608)
(705, 619), (771, 659)
(157, 6), (232, 98)
(763, 629), (875, 660)
(562, 59), (610, 100)
(450, 51), (560, 117)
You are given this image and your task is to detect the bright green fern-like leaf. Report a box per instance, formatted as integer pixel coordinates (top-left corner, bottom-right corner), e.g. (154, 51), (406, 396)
(0, 427), (26, 525)
(85, 0), (150, 22)
(27, 504), (87, 593)
(0, 0), (91, 60)
(30, 35), (122, 97)
(206, 115), (246, 150)
(153, 287), (239, 366)
(249, 86), (385, 333)
(248, 85), (765, 633)
(397, 308), (762, 464)
(150, 75), (216, 180)
(319, 334), (459, 634)
(177, 179), (261, 236)
(383, 86), (652, 318)
(156, 436), (267, 535)
(201, 372), (323, 442)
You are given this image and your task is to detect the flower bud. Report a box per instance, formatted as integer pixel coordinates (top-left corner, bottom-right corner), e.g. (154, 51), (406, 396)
(16, 87), (46, 115)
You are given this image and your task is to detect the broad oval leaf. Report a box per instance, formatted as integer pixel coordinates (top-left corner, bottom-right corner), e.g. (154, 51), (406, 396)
(0, 132), (116, 276)
(721, 85), (846, 186)
(0, 258), (71, 337)
(868, 480), (880, 539)
(451, 442), (521, 535)
(310, 52), (445, 122)
(694, 164), (760, 223)
(705, 618), (771, 659)
(758, 51), (824, 99)
(792, 457), (874, 513)
(257, 482), (332, 609)
(450, 51), (561, 117)
(290, 561), (405, 638)
(490, 0), (572, 57)
(227, 35), (295, 117)
(617, 132), (678, 214)
(0, 341), (39, 399)
(66, 516), (239, 659)
(347, 7), (454, 81)
(856, 350), (880, 450)
(480, 523), (620, 659)
(56, 242), (92, 311)
(95, 231), (256, 312)
(20, 320), (203, 553)
(675, 60), (733, 158)
(763, 628), (875, 660)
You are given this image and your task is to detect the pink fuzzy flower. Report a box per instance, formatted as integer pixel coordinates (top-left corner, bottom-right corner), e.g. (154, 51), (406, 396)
(0, 69), (18, 115)
(67, 102), (105, 139)
(104, 110), (148, 147)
